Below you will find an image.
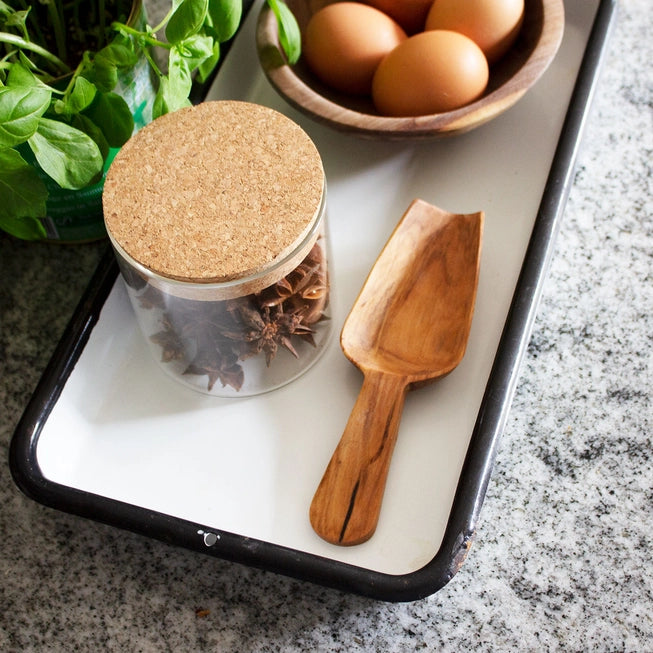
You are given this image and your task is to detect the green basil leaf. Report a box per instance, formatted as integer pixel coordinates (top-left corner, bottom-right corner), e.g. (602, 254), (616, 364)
(3, 7), (29, 31)
(16, 51), (41, 76)
(72, 113), (110, 160)
(167, 46), (194, 97)
(57, 76), (97, 116)
(0, 148), (47, 238)
(83, 91), (134, 147)
(0, 84), (51, 148)
(196, 41), (221, 83)
(165, 0), (209, 44)
(27, 118), (103, 190)
(0, 213), (46, 240)
(179, 34), (215, 65)
(267, 0), (301, 65)
(207, 0), (242, 42)
(7, 63), (46, 89)
(152, 75), (192, 119)
(96, 41), (139, 69)
(84, 52), (119, 93)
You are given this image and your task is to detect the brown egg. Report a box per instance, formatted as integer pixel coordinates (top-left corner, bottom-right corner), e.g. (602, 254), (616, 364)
(425, 0), (525, 64)
(372, 30), (489, 116)
(363, 0), (434, 34)
(302, 2), (406, 96)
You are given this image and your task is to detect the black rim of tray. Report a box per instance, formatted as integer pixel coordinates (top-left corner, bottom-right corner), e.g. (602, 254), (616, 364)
(9, 0), (618, 602)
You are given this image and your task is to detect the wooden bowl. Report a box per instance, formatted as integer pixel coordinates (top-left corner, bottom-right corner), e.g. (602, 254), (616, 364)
(256, 0), (565, 139)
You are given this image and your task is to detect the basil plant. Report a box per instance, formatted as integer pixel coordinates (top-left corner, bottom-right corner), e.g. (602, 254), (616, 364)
(0, 0), (300, 240)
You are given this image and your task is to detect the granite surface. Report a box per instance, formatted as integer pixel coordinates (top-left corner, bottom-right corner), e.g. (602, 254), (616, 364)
(1, 0), (651, 650)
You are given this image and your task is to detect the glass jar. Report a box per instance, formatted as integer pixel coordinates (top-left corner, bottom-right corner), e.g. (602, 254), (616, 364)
(103, 101), (331, 397)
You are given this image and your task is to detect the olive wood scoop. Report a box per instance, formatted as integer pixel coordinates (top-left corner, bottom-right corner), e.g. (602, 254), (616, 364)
(310, 199), (483, 546)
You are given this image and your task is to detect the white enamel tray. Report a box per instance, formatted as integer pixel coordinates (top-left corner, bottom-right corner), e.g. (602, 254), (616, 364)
(10, 0), (616, 601)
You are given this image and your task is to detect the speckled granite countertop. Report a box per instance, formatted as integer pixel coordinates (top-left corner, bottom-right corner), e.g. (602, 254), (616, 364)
(1, 0), (651, 650)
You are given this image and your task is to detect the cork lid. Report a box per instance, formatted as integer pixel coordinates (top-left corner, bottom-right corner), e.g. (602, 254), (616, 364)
(103, 101), (325, 285)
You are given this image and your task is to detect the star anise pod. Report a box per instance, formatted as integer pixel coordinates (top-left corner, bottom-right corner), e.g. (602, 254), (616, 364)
(172, 300), (235, 350)
(223, 301), (315, 366)
(183, 347), (244, 391)
(145, 240), (329, 392)
(150, 315), (185, 362)
(257, 242), (329, 325)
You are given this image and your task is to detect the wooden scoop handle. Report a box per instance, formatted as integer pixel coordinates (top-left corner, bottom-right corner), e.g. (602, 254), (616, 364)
(310, 370), (408, 546)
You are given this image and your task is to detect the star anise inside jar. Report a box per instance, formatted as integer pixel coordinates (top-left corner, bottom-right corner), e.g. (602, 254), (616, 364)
(142, 241), (329, 392)
(224, 301), (317, 366)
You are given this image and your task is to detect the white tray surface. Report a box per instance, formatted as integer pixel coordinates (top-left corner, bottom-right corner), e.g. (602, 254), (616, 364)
(35, 0), (598, 575)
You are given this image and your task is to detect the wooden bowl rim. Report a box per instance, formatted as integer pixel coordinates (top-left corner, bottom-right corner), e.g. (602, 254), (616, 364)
(256, 0), (565, 138)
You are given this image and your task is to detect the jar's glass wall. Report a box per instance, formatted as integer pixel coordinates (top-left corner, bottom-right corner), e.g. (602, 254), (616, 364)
(113, 215), (332, 397)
